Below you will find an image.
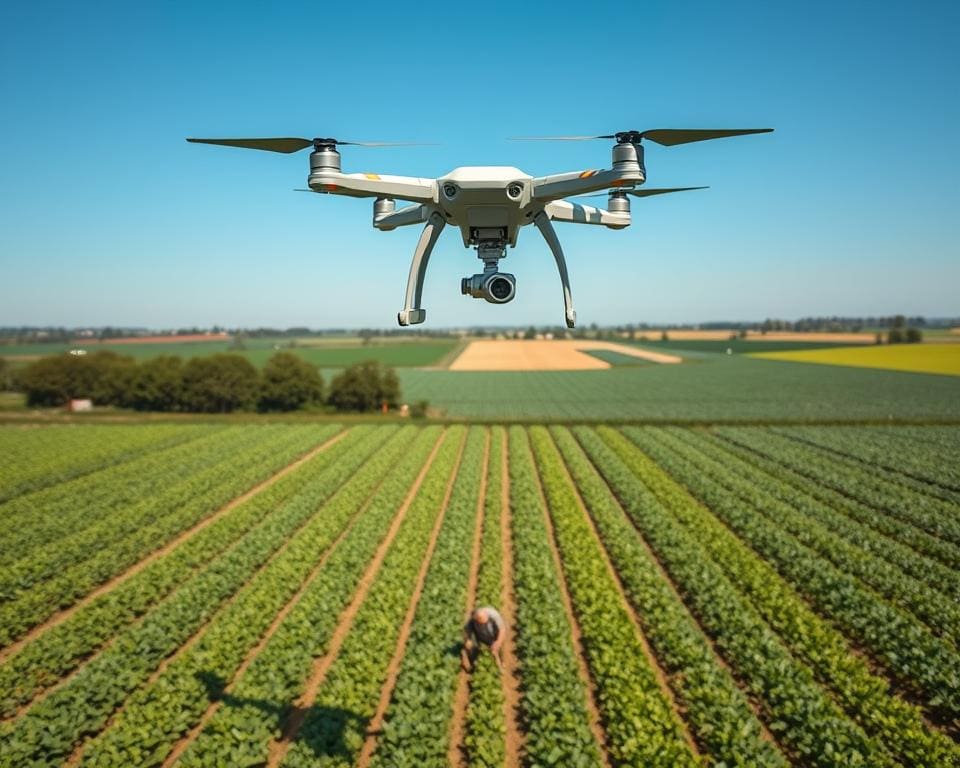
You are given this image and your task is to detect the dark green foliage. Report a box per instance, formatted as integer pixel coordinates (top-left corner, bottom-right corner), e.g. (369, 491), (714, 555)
(906, 327), (923, 343)
(258, 352), (324, 411)
(18, 351), (135, 406)
(125, 355), (184, 411)
(327, 360), (401, 412)
(180, 354), (259, 413)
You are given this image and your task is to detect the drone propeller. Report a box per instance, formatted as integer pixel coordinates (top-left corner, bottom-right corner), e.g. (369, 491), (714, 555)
(186, 137), (431, 153)
(573, 186), (709, 200)
(511, 128), (772, 146)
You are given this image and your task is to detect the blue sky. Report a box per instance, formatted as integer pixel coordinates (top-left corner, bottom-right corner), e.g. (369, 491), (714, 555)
(1, 1), (957, 328)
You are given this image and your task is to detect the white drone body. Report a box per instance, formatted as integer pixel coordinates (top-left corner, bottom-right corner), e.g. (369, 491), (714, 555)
(187, 129), (772, 327)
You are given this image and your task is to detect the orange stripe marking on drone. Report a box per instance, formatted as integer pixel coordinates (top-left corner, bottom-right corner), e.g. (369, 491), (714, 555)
(322, 184), (337, 191)
(578, 170), (598, 178)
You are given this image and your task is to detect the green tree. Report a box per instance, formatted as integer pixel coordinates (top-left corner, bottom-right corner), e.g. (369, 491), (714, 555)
(259, 352), (324, 411)
(887, 328), (904, 344)
(181, 354), (259, 412)
(327, 360), (401, 412)
(127, 356), (184, 411)
(905, 327), (923, 343)
(524, 326), (537, 340)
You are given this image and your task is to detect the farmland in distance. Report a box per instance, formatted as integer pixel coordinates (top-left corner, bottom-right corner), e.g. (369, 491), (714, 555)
(1, 422), (959, 766)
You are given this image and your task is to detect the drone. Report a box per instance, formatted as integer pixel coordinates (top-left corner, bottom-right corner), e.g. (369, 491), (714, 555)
(187, 128), (772, 327)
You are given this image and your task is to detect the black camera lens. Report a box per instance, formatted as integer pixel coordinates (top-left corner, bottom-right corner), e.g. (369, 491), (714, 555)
(489, 276), (512, 301)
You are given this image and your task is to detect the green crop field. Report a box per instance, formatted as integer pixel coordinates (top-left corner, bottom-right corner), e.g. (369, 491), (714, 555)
(397, 355), (960, 421)
(1, 421), (959, 766)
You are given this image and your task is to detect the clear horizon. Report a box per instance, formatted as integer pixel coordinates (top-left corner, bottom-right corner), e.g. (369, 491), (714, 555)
(1, 1), (957, 328)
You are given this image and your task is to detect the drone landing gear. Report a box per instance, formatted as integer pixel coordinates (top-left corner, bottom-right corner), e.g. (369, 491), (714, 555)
(533, 211), (577, 328)
(397, 212), (446, 326)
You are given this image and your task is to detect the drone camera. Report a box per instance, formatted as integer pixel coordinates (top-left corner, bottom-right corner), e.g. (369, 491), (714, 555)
(461, 272), (516, 304)
(506, 183), (524, 200)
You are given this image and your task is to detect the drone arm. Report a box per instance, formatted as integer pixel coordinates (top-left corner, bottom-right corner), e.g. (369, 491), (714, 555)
(374, 203), (431, 230)
(532, 167), (643, 202)
(398, 211), (446, 326)
(309, 172), (435, 203)
(544, 201), (630, 228)
(533, 211), (577, 328)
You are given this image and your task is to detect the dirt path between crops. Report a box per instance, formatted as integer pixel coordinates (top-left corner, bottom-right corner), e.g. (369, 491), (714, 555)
(529, 436), (612, 767)
(32, 450), (361, 736)
(447, 429), (490, 768)
(264, 430), (449, 768)
(570, 430), (785, 752)
(355, 430), (469, 767)
(0, 429), (349, 668)
(499, 431), (525, 768)
(550, 432), (703, 761)
(156, 431), (433, 768)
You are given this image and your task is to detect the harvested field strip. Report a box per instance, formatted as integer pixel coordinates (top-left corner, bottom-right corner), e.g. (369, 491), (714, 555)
(771, 426), (960, 502)
(0, 424), (247, 560)
(553, 427), (787, 765)
(175, 427), (446, 767)
(601, 427), (959, 765)
(278, 426), (466, 768)
(76, 426), (420, 768)
(0, 423), (215, 504)
(0, 426), (326, 646)
(366, 427), (486, 766)
(663, 427), (960, 642)
(717, 428), (960, 548)
(530, 426), (699, 767)
(507, 426), (604, 766)
(0, 425), (353, 716)
(577, 427), (894, 767)
(0, 427), (398, 766)
(627, 427), (960, 723)
(708, 429), (960, 579)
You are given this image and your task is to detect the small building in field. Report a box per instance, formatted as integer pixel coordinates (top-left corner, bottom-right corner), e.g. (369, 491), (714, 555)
(68, 399), (93, 412)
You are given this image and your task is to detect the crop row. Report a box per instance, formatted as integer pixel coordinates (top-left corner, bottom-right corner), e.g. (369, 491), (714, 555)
(772, 426), (960, 499)
(282, 425), (467, 767)
(530, 426), (698, 766)
(575, 427), (895, 767)
(0, 426), (402, 766)
(177, 426), (447, 767)
(0, 425), (326, 647)
(0, 424), (304, 594)
(717, 428), (960, 548)
(689, 428), (960, 597)
(549, 426), (787, 767)
(0, 424), (248, 563)
(76, 425), (418, 767)
(609, 427), (959, 766)
(463, 426), (507, 768)
(506, 426), (602, 766)
(655, 427), (960, 646)
(368, 426), (485, 766)
(630, 426), (960, 721)
(0, 423), (214, 504)
(0, 423), (353, 718)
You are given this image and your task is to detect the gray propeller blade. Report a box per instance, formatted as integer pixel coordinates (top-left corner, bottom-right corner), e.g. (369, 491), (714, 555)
(186, 137), (433, 153)
(573, 186), (709, 200)
(511, 128), (772, 145)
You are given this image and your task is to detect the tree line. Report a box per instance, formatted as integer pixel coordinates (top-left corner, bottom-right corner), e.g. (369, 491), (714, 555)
(14, 352), (402, 413)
